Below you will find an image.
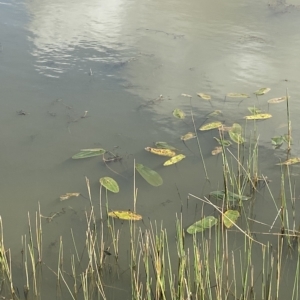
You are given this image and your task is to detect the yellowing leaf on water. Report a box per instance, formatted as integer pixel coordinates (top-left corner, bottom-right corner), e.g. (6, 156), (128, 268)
(254, 87), (271, 95)
(211, 146), (222, 155)
(276, 157), (300, 166)
(72, 148), (106, 159)
(60, 193), (80, 201)
(187, 216), (218, 234)
(163, 154), (186, 166)
(226, 93), (249, 98)
(99, 177), (119, 193)
(135, 163), (163, 186)
(223, 210), (240, 228)
(197, 93), (211, 100)
(173, 108), (186, 119)
(108, 210), (142, 221)
(145, 147), (176, 157)
(267, 97), (287, 104)
(181, 132), (196, 141)
(199, 121), (222, 131)
(244, 113), (272, 120)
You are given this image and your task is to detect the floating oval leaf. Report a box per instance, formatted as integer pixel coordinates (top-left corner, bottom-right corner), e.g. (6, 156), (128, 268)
(72, 148), (106, 159)
(210, 190), (250, 201)
(229, 123), (244, 144)
(108, 210), (142, 221)
(276, 157), (300, 166)
(99, 177), (119, 193)
(135, 163), (163, 186)
(60, 193), (80, 201)
(268, 96), (287, 104)
(173, 108), (186, 119)
(244, 113), (272, 120)
(155, 142), (178, 150)
(247, 107), (262, 115)
(223, 210), (240, 228)
(226, 93), (249, 98)
(197, 93), (211, 100)
(254, 87), (271, 95)
(181, 132), (196, 141)
(206, 110), (222, 117)
(187, 216), (218, 234)
(163, 154), (186, 166)
(199, 121), (222, 131)
(145, 147), (176, 157)
(211, 146), (222, 156)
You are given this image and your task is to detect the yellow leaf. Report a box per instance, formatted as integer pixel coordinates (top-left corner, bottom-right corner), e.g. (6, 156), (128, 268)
(145, 147), (176, 157)
(226, 93), (249, 98)
(197, 93), (211, 100)
(223, 210), (240, 228)
(267, 97), (287, 104)
(163, 154), (186, 166)
(181, 132), (196, 141)
(108, 210), (142, 221)
(254, 87), (271, 95)
(211, 147), (222, 156)
(60, 193), (80, 201)
(173, 108), (186, 119)
(199, 121), (223, 131)
(244, 113), (272, 120)
(276, 157), (300, 166)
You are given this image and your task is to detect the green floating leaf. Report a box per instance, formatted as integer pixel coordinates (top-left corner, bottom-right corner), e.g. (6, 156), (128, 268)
(206, 110), (222, 117)
(108, 210), (142, 221)
(227, 93), (249, 98)
(229, 123), (244, 144)
(199, 121), (222, 131)
(197, 93), (211, 100)
(244, 113), (272, 120)
(247, 107), (262, 115)
(99, 177), (119, 193)
(155, 142), (178, 150)
(163, 154), (186, 166)
(271, 136), (284, 149)
(181, 132), (196, 141)
(276, 157), (300, 166)
(135, 163), (163, 187)
(223, 210), (240, 228)
(254, 87), (271, 95)
(173, 108), (185, 119)
(268, 96), (287, 104)
(210, 190), (250, 202)
(187, 216), (218, 234)
(214, 137), (232, 147)
(72, 148), (106, 159)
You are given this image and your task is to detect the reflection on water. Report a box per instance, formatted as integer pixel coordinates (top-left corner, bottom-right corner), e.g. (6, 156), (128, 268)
(1, 0), (300, 298)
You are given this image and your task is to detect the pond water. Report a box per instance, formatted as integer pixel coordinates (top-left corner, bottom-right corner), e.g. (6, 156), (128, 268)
(1, 0), (300, 298)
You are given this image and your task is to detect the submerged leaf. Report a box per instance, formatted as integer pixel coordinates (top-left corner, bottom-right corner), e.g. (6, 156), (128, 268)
(271, 136), (284, 149)
(268, 96), (287, 104)
(135, 163), (163, 186)
(187, 216), (218, 234)
(197, 93), (211, 100)
(247, 107), (262, 115)
(206, 110), (222, 117)
(163, 154), (186, 166)
(60, 193), (80, 201)
(173, 108), (186, 119)
(276, 158), (300, 166)
(199, 121), (223, 131)
(254, 87), (271, 95)
(155, 142), (177, 150)
(223, 210), (240, 228)
(108, 210), (142, 221)
(99, 177), (119, 193)
(211, 146), (222, 156)
(226, 93), (249, 98)
(244, 113), (272, 120)
(210, 190), (250, 201)
(72, 148), (106, 159)
(145, 147), (176, 157)
(181, 132), (196, 141)
(214, 137), (232, 147)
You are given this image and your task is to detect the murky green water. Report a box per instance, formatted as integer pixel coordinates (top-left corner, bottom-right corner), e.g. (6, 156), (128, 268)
(1, 0), (300, 298)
